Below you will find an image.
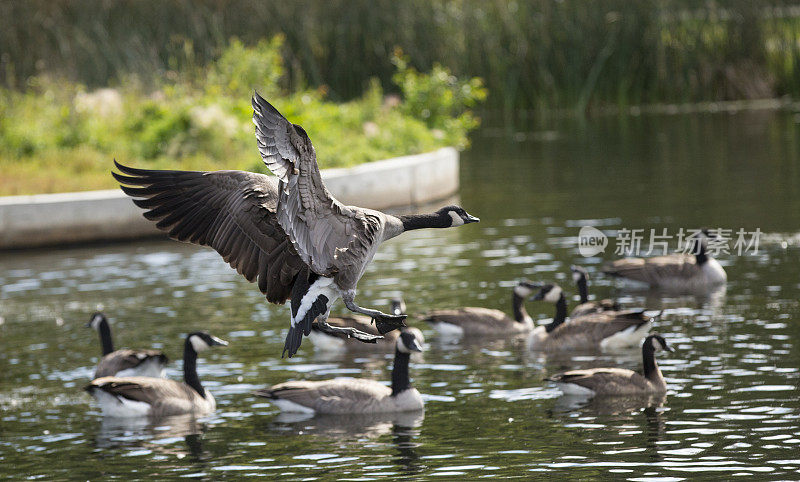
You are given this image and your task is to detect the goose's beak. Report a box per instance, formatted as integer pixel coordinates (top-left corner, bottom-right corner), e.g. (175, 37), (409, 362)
(664, 344), (675, 353)
(463, 213), (480, 224)
(408, 338), (424, 352)
(210, 336), (228, 347)
(532, 290), (545, 301)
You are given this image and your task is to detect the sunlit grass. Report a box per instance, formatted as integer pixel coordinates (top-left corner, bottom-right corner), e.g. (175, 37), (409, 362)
(0, 38), (485, 196)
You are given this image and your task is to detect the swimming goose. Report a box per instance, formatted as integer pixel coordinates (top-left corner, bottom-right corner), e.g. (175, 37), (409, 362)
(569, 266), (620, 318)
(113, 93), (478, 358)
(603, 230), (726, 292)
(309, 299), (405, 351)
(87, 312), (168, 378)
(547, 334), (674, 395)
(528, 284), (654, 351)
(422, 281), (541, 337)
(85, 332), (227, 417)
(254, 328), (425, 414)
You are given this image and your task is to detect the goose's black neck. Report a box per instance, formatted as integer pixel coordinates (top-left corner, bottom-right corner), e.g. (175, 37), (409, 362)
(694, 239), (708, 265)
(544, 296), (568, 333)
(511, 292), (530, 324)
(183, 341), (205, 398)
(642, 341), (659, 380)
(391, 350), (412, 396)
(98, 320), (114, 355)
(576, 277), (589, 304)
(399, 212), (450, 231)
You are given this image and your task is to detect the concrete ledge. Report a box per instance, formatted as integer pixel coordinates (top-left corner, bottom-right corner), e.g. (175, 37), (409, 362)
(0, 147), (459, 250)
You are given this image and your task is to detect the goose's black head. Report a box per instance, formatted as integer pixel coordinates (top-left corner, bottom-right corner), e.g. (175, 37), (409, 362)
(570, 265), (589, 284)
(86, 312), (107, 330)
(397, 327), (425, 354)
(391, 298), (406, 316)
(514, 280), (543, 298)
(532, 284), (564, 304)
(436, 205), (480, 227)
(186, 331), (228, 353)
(644, 334), (674, 353)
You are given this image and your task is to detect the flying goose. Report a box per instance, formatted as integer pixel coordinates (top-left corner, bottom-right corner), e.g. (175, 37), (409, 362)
(254, 328), (425, 414)
(87, 312), (168, 379)
(309, 299), (405, 351)
(421, 281), (541, 336)
(569, 266), (620, 318)
(528, 284), (654, 352)
(547, 334), (674, 395)
(603, 230), (726, 292)
(85, 332), (227, 417)
(113, 93), (478, 358)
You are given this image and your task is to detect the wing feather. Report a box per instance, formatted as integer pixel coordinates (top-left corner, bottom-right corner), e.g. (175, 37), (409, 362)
(114, 162), (305, 304)
(251, 93), (383, 280)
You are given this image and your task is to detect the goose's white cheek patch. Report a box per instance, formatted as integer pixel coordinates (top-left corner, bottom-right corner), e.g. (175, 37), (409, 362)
(544, 287), (562, 304)
(190, 335), (210, 353)
(448, 211), (464, 227)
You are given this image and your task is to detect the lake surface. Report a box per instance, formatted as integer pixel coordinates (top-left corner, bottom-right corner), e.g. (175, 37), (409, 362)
(2, 109), (800, 479)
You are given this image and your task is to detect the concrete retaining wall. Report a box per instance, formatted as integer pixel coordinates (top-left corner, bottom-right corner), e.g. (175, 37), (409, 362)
(0, 147), (459, 250)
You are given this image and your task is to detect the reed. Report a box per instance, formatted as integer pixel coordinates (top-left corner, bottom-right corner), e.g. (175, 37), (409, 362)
(3, 1), (800, 120)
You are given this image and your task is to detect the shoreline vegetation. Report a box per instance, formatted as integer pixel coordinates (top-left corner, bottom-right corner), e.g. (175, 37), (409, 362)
(3, 2), (800, 114)
(0, 38), (485, 196)
(4, 2), (800, 195)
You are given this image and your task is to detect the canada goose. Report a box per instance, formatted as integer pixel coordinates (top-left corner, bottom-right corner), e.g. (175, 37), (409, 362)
(569, 266), (620, 318)
(528, 284), (654, 351)
(547, 334), (674, 395)
(87, 312), (168, 378)
(254, 328), (425, 414)
(309, 299), (405, 351)
(603, 230), (726, 292)
(113, 94), (478, 358)
(85, 332), (227, 417)
(422, 281), (541, 336)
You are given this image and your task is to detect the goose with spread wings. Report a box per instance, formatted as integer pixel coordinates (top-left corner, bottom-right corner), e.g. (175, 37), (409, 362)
(114, 93), (479, 357)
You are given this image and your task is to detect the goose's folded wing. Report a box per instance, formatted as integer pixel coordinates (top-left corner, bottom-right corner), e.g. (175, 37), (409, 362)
(114, 163), (304, 304)
(423, 308), (514, 331)
(256, 379), (390, 411)
(605, 255), (698, 283)
(563, 311), (650, 340)
(252, 93), (381, 278)
(87, 376), (193, 405)
(549, 368), (649, 392)
(95, 349), (167, 378)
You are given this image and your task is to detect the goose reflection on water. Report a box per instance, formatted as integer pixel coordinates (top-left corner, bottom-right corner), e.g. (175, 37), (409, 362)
(93, 413), (208, 461)
(550, 392), (667, 415)
(268, 410), (425, 474)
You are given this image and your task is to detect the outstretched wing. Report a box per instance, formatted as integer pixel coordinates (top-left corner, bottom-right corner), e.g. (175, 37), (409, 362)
(252, 93), (382, 280)
(114, 162), (305, 304)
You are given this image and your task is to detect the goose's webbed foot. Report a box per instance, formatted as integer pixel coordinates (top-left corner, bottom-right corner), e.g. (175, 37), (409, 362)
(342, 296), (408, 334)
(313, 322), (383, 344)
(371, 312), (408, 335)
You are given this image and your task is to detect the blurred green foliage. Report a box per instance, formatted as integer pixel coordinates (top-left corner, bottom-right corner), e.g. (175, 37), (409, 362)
(0, 37), (485, 195)
(3, 0), (800, 122)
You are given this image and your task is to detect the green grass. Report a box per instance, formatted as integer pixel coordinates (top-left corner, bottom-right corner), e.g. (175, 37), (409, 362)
(0, 38), (485, 196)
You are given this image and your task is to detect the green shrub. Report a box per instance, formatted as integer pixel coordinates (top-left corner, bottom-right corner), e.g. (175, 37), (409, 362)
(0, 36), (485, 195)
(392, 50), (486, 144)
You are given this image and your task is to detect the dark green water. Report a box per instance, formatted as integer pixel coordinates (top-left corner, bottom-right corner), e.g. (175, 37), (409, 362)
(2, 110), (799, 479)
